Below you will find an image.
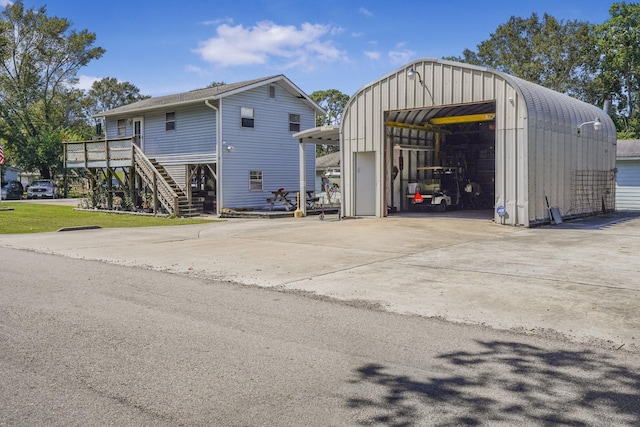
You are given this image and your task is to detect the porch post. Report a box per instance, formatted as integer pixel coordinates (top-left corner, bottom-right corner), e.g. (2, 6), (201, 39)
(299, 140), (307, 216)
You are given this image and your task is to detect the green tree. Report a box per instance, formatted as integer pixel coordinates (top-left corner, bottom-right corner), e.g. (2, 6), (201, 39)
(207, 81), (227, 88)
(85, 77), (149, 134)
(311, 89), (349, 126)
(595, 2), (640, 137)
(0, 1), (105, 178)
(310, 89), (349, 155)
(447, 13), (598, 101)
(87, 77), (149, 114)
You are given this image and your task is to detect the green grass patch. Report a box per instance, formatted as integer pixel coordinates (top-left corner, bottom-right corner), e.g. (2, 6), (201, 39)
(0, 203), (218, 234)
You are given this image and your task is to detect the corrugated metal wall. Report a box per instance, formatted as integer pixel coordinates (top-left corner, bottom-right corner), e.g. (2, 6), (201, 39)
(514, 76), (616, 225)
(616, 160), (640, 210)
(341, 58), (617, 226)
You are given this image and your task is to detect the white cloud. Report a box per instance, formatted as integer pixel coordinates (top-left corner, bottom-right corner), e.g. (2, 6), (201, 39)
(388, 43), (415, 64)
(359, 7), (373, 17)
(75, 75), (101, 91)
(364, 51), (381, 60)
(193, 21), (346, 68)
(185, 64), (211, 77)
(201, 17), (234, 26)
(0, 1), (12, 7)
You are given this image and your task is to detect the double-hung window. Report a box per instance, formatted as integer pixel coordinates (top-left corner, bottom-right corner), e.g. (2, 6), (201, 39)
(249, 170), (263, 191)
(289, 113), (301, 132)
(165, 112), (176, 131)
(241, 107), (254, 128)
(117, 119), (126, 136)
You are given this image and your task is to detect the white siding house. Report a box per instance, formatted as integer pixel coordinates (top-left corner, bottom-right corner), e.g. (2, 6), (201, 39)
(97, 75), (323, 215)
(616, 140), (640, 211)
(340, 58), (616, 226)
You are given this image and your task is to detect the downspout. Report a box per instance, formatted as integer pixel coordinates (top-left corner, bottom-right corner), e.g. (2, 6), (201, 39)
(205, 99), (222, 216)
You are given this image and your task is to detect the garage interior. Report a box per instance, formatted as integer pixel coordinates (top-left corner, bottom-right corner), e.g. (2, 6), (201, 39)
(386, 101), (497, 215)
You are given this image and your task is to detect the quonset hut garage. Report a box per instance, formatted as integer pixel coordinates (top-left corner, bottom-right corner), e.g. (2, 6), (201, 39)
(340, 58), (616, 226)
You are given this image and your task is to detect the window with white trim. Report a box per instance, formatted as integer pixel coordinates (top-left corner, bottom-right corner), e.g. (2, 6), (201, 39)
(249, 170), (263, 191)
(289, 113), (301, 132)
(117, 119), (126, 136)
(268, 85), (276, 98)
(165, 112), (176, 131)
(241, 107), (254, 128)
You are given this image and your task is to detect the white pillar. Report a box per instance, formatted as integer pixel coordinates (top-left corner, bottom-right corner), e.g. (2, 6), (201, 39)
(299, 141), (307, 216)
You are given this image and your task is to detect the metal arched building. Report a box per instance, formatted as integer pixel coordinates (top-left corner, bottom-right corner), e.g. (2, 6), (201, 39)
(340, 58), (616, 226)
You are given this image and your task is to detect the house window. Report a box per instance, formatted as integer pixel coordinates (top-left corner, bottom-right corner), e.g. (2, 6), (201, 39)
(241, 107), (254, 128)
(117, 119), (126, 136)
(268, 85), (276, 99)
(165, 112), (176, 131)
(289, 113), (301, 132)
(249, 170), (263, 191)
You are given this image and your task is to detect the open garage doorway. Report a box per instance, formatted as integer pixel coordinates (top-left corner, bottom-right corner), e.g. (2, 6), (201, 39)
(385, 101), (496, 216)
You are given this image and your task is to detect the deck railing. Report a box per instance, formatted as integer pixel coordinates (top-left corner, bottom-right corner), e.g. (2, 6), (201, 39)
(64, 137), (134, 168)
(63, 138), (180, 215)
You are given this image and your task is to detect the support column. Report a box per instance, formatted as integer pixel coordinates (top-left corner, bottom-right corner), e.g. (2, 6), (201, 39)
(298, 141), (307, 216)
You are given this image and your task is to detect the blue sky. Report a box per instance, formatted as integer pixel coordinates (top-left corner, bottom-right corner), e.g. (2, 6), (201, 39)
(3, 0), (617, 98)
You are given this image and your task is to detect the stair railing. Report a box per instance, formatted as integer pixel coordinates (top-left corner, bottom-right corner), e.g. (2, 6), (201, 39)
(131, 143), (180, 215)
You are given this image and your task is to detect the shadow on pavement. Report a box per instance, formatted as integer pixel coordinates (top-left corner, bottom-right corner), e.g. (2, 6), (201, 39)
(346, 341), (640, 426)
(541, 211), (640, 230)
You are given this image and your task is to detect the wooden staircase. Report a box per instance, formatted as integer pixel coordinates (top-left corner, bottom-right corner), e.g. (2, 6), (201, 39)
(133, 145), (201, 217)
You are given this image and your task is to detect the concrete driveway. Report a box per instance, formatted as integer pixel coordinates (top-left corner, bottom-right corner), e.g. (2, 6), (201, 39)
(1, 205), (638, 352)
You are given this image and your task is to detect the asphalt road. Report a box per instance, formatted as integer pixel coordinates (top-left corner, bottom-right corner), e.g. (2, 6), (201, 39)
(1, 247), (639, 426)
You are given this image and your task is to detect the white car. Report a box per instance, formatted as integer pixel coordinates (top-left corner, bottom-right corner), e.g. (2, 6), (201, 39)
(26, 179), (59, 199)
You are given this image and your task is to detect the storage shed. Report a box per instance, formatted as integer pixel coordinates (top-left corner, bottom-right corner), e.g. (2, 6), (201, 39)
(340, 58), (617, 226)
(616, 139), (640, 210)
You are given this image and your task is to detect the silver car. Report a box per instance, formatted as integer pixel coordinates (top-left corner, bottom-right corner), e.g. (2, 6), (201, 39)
(26, 179), (59, 199)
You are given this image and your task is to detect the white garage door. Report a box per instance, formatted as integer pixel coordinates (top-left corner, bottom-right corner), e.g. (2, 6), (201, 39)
(616, 160), (640, 210)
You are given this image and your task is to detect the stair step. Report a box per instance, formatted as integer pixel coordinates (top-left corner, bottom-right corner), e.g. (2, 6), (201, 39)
(136, 153), (206, 217)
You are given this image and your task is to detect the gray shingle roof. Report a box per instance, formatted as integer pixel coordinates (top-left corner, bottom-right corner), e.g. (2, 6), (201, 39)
(617, 140), (640, 158)
(316, 151), (340, 169)
(97, 74), (324, 117)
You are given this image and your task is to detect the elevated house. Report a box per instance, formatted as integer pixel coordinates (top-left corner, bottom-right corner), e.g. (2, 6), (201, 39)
(64, 75), (324, 216)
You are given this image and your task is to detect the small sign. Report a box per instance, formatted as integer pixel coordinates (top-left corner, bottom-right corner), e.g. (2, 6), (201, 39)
(496, 205), (506, 217)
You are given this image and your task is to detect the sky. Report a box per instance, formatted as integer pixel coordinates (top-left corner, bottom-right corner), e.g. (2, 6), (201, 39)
(2, 0), (618, 98)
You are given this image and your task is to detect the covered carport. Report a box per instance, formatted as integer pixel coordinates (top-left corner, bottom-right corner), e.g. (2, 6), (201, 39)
(293, 125), (340, 216)
(340, 58), (617, 226)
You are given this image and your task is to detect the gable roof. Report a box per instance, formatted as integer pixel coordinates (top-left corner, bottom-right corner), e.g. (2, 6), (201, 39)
(316, 151), (340, 169)
(617, 140), (640, 159)
(97, 74), (324, 117)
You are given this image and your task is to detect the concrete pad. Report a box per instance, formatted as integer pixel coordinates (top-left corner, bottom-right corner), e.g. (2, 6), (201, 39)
(1, 210), (638, 353)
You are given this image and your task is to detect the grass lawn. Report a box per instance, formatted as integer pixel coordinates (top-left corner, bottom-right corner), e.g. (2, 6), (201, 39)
(0, 202), (218, 234)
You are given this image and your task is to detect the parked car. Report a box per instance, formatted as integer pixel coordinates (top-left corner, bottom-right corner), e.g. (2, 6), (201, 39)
(26, 179), (59, 199)
(1, 180), (24, 200)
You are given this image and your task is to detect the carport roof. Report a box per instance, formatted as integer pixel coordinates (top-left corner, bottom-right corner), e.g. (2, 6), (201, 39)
(292, 125), (340, 145)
